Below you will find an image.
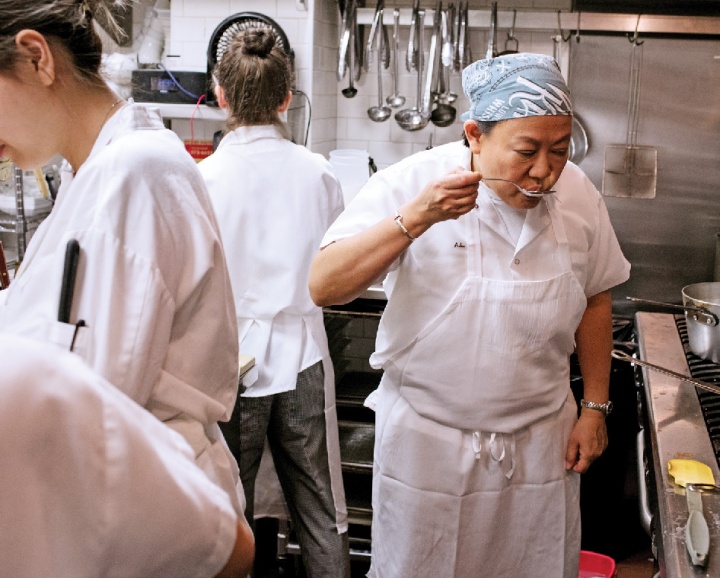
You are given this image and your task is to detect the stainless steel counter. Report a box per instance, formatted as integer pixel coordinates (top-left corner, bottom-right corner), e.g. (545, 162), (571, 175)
(636, 312), (720, 577)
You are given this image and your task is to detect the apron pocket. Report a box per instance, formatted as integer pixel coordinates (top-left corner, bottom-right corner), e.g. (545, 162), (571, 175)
(44, 319), (92, 358)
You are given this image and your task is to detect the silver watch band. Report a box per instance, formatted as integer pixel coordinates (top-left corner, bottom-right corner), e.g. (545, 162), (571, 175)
(580, 399), (613, 416)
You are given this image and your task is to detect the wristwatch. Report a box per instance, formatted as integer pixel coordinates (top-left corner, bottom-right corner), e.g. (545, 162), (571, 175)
(580, 399), (613, 417)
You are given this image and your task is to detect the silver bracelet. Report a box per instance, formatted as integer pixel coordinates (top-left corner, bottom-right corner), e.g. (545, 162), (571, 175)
(393, 210), (416, 242)
(580, 399), (613, 417)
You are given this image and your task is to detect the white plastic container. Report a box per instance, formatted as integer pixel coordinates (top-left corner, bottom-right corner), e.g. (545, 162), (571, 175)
(329, 149), (371, 206)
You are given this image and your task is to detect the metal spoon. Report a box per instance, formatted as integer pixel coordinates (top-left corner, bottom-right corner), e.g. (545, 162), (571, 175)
(342, 0), (358, 98)
(395, 8), (430, 131)
(431, 7), (457, 127)
(611, 349), (720, 397)
(443, 4), (458, 103)
(406, 0), (420, 72)
(482, 177), (557, 198)
(386, 8), (405, 109)
(368, 9), (391, 122)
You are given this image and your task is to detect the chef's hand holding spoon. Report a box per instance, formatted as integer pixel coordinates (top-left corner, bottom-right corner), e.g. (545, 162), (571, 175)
(310, 168), (480, 307)
(398, 168), (481, 238)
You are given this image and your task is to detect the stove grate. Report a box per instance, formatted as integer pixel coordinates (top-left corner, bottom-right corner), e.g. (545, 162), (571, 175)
(675, 315), (720, 462)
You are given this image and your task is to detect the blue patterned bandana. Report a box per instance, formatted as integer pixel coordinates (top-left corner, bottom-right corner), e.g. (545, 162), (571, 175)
(460, 53), (572, 122)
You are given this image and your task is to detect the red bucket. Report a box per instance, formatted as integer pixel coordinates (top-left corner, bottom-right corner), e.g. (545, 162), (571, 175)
(578, 550), (617, 578)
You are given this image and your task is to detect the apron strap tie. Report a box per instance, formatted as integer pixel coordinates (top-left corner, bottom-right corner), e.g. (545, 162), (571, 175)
(505, 436), (516, 479)
(489, 432), (505, 462)
(472, 431), (482, 460)
(488, 432), (516, 479)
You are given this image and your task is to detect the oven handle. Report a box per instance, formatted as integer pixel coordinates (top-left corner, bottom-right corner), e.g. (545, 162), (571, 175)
(636, 428), (653, 536)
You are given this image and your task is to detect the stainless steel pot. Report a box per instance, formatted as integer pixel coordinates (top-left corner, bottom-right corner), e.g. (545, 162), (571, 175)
(628, 282), (720, 363)
(683, 283), (720, 363)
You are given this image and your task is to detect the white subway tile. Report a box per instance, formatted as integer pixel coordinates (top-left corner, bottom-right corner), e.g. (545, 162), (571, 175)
(183, 0), (231, 18)
(229, 0), (278, 15)
(337, 93), (375, 120)
(347, 117), (393, 142)
(277, 1), (312, 19)
(367, 141), (413, 169)
(335, 138), (371, 152)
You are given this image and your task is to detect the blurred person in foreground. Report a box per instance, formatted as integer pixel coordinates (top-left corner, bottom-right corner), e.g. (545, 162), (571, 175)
(0, 334), (254, 578)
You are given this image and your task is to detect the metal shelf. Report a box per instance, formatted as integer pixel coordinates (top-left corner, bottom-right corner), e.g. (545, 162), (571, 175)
(153, 103), (227, 120)
(356, 8), (720, 36)
(0, 164), (52, 264)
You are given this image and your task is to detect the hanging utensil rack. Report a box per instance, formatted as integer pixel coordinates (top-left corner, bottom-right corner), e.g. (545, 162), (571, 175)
(354, 8), (720, 36)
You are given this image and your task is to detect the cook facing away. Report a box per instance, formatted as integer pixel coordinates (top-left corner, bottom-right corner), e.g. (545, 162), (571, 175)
(310, 53), (630, 578)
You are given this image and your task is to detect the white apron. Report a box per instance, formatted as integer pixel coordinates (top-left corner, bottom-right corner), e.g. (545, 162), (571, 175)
(369, 194), (587, 578)
(253, 309), (348, 533)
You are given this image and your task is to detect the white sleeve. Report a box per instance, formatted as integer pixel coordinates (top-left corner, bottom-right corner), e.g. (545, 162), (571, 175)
(101, 381), (239, 577)
(584, 194), (631, 298)
(321, 170), (402, 249)
(0, 336), (239, 578)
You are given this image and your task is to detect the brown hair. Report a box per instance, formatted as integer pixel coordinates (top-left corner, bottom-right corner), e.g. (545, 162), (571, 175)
(214, 27), (294, 135)
(0, 0), (125, 85)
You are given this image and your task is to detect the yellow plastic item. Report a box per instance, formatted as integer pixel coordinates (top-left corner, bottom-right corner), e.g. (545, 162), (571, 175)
(668, 459), (716, 487)
(238, 354), (255, 377)
(33, 168), (51, 200)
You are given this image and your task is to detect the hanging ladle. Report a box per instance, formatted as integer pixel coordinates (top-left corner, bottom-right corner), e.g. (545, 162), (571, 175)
(395, 8), (430, 131)
(444, 2), (458, 103)
(368, 8), (391, 122)
(430, 6), (457, 128)
(341, 0), (358, 98)
(385, 8), (405, 108)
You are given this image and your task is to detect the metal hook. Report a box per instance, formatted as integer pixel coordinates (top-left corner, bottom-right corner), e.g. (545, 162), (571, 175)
(556, 11), (571, 43)
(506, 9), (517, 43)
(628, 14), (644, 45)
(574, 11), (581, 43)
(504, 8), (518, 52)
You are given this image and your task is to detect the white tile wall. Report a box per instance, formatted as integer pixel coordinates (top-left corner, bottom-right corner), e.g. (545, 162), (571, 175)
(332, 23), (566, 170)
(324, 1), (570, 167)
(167, 0), (314, 87)
(157, 0), (572, 167)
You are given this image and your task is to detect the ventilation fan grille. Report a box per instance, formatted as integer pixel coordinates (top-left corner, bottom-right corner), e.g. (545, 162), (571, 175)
(208, 12), (294, 69)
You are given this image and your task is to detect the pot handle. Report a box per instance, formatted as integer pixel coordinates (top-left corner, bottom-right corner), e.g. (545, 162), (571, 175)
(626, 296), (718, 327)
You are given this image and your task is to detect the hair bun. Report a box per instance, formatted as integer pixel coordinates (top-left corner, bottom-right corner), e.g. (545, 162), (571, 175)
(241, 28), (277, 57)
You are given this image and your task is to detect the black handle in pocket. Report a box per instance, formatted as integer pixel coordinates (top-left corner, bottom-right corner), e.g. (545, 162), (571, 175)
(58, 239), (80, 323)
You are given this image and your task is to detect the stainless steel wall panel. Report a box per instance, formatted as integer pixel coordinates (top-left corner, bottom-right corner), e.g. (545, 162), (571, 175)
(568, 35), (720, 315)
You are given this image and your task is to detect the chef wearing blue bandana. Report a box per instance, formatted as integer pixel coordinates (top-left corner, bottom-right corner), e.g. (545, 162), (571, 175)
(310, 53), (630, 578)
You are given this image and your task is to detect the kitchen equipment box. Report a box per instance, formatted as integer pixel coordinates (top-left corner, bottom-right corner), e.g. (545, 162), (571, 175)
(131, 69), (208, 104)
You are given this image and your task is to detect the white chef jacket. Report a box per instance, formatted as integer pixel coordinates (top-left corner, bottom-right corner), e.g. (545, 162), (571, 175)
(0, 335), (238, 578)
(321, 141), (631, 369)
(0, 103), (241, 505)
(199, 125), (344, 397)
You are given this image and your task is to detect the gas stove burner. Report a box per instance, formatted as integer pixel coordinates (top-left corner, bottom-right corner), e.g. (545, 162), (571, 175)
(674, 314), (720, 461)
(612, 316), (635, 343)
(675, 315), (720, 384)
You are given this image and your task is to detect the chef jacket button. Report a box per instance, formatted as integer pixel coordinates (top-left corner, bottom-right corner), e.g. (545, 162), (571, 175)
(514, 258), (520, 265)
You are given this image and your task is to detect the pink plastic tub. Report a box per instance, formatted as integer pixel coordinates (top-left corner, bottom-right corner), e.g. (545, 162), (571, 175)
(578, 550), (617, 578)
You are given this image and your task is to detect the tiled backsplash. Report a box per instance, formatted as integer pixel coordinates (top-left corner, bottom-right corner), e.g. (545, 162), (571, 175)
(335, 27), (564, 169)
(154, 0), (567, 169)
